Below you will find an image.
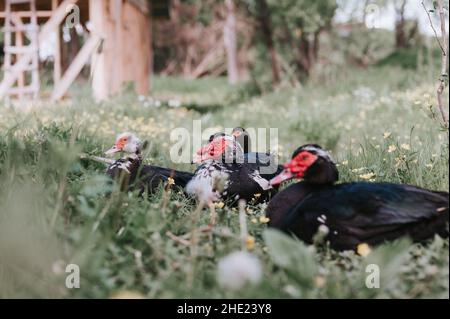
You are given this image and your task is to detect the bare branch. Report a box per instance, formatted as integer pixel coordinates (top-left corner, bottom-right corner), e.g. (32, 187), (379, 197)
(422, 0), (449, 128)
(421, 1), (446, 55)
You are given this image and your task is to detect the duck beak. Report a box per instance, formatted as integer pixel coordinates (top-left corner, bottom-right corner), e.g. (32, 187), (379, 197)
(269, 169), (294, 186)
(192, 144), (213, 163)
(105, 145), (120, 155)
(105, 139), (126, 156)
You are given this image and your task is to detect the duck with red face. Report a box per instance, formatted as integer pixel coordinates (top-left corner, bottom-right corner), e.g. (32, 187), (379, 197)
(186, 134), (280, 205)
(105, 132), (194, 194)
(266, 144), (449, 251)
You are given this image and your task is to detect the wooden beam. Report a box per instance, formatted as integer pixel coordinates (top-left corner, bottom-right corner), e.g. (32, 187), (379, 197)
(52, 0), (62, 85)
(121, 1), (151, 95)
(39, 0), (78, 43)
(51, 33), (101, 101)
(0, 0), (78, 99)
(30, 0), (40, 100)
(111, 0), (123, 94)
(15, 27), (25, 100)
(0, 11), (54, 19)
(9, 13), (27, 99)
(89, 0), (109, 102)
(128, 0), (150, 15)
(4, 0), (12, 102)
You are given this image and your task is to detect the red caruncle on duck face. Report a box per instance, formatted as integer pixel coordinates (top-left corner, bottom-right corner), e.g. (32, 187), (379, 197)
(269, 151), (318, 186)
(105, 132), (140, 155)
(193, 137), (229, 163)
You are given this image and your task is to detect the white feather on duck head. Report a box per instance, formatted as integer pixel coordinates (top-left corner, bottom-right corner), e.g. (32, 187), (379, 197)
(105, 132), (143, 159)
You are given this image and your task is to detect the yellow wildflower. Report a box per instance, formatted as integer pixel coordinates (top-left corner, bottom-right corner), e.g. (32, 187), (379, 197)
(357, 243), (371, 257)
(215, 202), (225, 209)
(359, 172), (376, 180)
(110, 290), (145, 299)
(314, 276), (326, 288)
(259, 216), (270, 224)
(383, 132), (391, 139)
(246, 236), (255, 250)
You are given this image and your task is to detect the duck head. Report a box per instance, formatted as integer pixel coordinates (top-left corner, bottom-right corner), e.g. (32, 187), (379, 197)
(270, 144), (339, 186)
(209, 132), (226, 143)
(105, 132), (142, 156)
(232, 127), (251, 153)
(193, 135), (244, 164)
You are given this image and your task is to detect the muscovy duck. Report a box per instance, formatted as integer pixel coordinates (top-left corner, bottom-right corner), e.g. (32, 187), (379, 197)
(267, 144), (449, 251)
(231, 127), (282, 177)
(186, 134), (280, 204)
(105, 132), (194, 194)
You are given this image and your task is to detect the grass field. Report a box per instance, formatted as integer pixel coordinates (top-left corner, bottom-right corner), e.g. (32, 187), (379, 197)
(0, 66), (448, 298)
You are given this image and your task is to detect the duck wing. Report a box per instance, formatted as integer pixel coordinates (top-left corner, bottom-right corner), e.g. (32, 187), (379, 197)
(281, 182), (449, 250)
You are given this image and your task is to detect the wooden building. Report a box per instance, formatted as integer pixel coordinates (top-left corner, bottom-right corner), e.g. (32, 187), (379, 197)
(0, 0), (169, 102)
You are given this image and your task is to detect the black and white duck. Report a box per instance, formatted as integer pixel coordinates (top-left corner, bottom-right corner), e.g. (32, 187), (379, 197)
(186, 134), (280, 205)
(105, 132), (194, 194)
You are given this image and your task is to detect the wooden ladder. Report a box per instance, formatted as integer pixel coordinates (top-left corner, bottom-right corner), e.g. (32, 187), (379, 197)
(2, 0), (40, 103)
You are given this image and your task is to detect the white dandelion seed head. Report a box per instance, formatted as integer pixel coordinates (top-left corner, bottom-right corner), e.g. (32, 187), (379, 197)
(217, 251), (262, 291)
(168, 99), (182, 108)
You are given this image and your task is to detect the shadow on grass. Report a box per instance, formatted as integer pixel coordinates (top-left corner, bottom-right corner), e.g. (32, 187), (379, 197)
(182, 103), (225, 114)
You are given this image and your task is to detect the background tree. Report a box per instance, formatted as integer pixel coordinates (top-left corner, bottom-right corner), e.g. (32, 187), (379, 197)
(269, 0), (336, 77)
(224, 0), (239, 85)
(394, 0), (419, 49)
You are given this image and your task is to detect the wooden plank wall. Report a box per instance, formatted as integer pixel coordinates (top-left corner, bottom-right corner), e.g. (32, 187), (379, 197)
(121, 0), (151, 95)
(89, 0), (151, 101)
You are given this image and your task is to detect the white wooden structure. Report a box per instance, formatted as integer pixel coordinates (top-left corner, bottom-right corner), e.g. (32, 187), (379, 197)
(0, 0), (164, 103)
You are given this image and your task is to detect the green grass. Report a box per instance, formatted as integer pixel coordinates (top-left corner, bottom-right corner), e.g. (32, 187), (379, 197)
(0, 66), (448, 298)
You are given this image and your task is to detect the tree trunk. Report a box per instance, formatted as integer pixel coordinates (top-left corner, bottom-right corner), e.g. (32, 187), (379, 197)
(395, 0), (407, 48)
(257, 0), (280, 85)
(224, 0), (238, 85)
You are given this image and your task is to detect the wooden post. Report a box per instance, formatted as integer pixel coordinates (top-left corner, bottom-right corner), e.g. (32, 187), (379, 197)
(224, 0), (238, 85)
(14, 17), (25, 101)
(121, 1), (150, 95)
(89, 0), (114, 102)
(4, 1), (12, 105)
(89, 0), (107, 101)
(52, 0), (62, 86)
(111, 0), (123, 94)
(30, 0), (39, 99)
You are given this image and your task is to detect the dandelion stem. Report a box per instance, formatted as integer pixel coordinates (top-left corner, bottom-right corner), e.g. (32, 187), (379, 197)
(238, 200), (248, 250)
(188, 200), (205, 289)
